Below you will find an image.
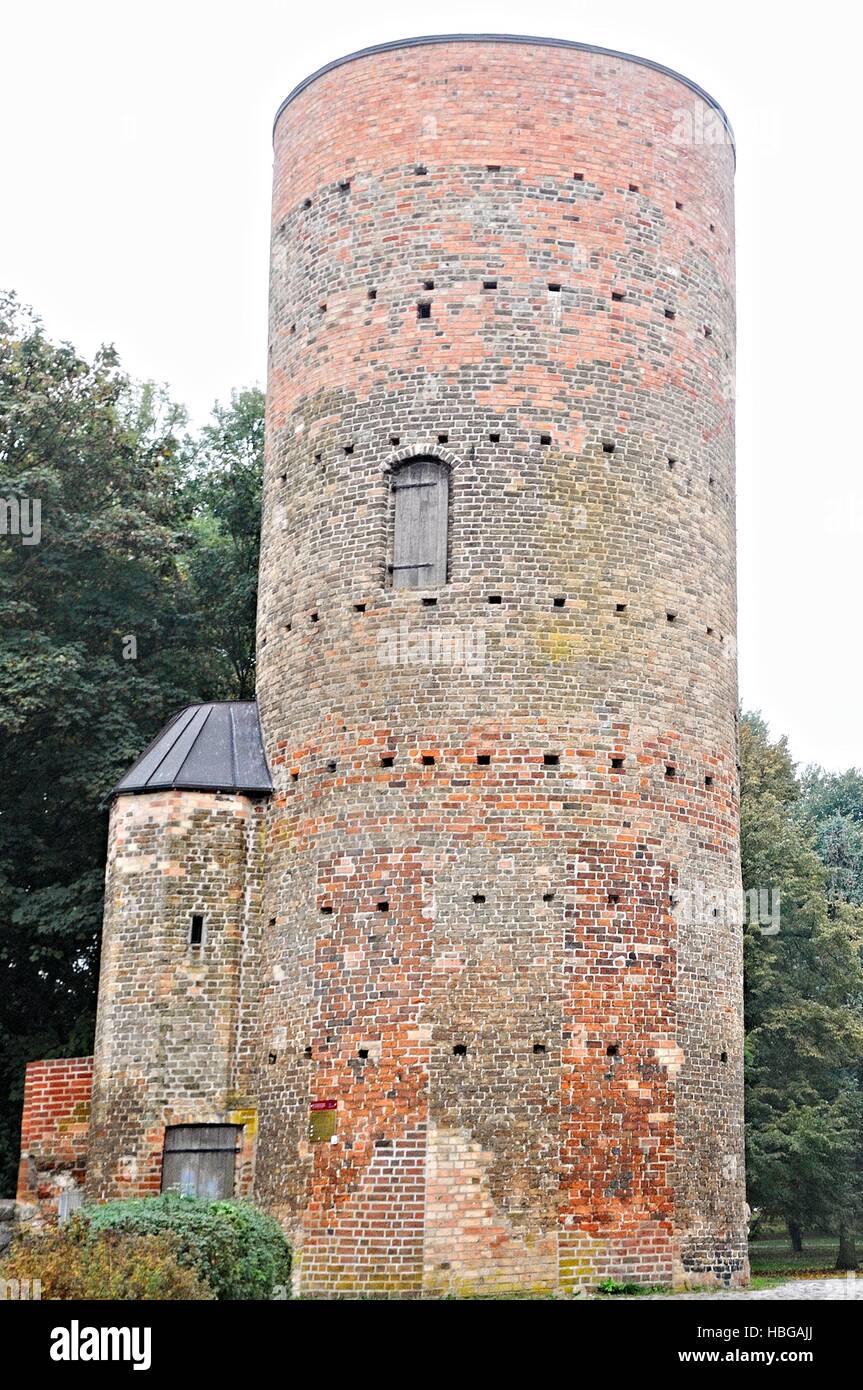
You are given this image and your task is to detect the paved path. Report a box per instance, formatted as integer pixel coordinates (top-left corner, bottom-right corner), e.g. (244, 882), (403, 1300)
(633, 1277), (861, 1300)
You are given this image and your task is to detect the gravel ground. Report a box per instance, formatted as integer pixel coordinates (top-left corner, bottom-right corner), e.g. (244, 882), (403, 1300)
(633, 1277), (861, 1300)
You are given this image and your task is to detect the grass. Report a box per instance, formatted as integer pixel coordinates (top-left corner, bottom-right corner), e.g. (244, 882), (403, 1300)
(748, 1231), (860, 1278)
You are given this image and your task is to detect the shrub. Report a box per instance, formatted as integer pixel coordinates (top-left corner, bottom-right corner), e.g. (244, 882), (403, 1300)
(0, 1217), (212, 1300)
(83, 1194), (291, 1300)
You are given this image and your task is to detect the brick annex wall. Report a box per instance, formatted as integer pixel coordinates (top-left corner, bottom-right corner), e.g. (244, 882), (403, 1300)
(17, 1057), (93, 1218)
(255, 37), (746, 1295)
(85, 791), (264, 1201)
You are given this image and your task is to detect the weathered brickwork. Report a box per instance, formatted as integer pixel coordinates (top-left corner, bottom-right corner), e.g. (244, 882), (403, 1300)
(85, 790), (264, 1201)
(25, 36), (745, 1297)
(17, 1057), (93, 1218)
(257, 36), (746, 1295)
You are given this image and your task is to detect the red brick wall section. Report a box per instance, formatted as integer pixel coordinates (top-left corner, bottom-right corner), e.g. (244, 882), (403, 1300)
(17, 1057), (93, 1219)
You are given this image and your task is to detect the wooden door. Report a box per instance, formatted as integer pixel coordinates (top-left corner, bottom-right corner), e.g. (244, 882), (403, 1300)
(391, 458), (448, 588)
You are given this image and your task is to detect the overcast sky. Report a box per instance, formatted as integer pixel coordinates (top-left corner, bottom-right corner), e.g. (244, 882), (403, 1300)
(3, 1), (858, 771)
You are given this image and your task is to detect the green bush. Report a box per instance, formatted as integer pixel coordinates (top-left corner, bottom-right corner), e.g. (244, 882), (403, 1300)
(0, 1217), (212, 1300)
(83, 1194), (291, 1300)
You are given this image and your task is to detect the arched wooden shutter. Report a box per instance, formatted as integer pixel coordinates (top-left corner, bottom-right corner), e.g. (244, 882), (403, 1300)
(391, 458), (448, 588)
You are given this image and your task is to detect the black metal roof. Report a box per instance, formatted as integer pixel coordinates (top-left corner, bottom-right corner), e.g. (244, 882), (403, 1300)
(272, 35), (734, 153)
(111, 702), (272, 799)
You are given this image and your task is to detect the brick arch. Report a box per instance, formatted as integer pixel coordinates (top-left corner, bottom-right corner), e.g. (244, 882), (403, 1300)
(383, 443), (463, 476)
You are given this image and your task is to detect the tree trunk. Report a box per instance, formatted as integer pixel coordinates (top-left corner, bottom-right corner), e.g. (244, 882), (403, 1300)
(835, 1221), (858, 1271)
(787, 1220), (803, 1253)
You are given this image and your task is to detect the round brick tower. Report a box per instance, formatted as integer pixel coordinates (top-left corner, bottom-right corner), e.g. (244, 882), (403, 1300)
(256, 34), (745, 1296)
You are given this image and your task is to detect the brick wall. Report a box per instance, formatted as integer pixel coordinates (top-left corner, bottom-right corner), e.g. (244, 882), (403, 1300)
(85, 790), (264, 1202)
(16, 1057), (93, 1218)
(256, 36), (746, 1295)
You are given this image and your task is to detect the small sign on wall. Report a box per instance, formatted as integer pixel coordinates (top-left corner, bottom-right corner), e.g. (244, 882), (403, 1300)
(309, 1099), (337, 1143)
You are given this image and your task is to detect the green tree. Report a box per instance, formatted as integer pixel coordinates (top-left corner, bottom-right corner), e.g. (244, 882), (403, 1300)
(800, 768), (863, 908)
(182, 388), (263, 700)
(742, 713), (863, 1265)
(0, 296), (263, 1192)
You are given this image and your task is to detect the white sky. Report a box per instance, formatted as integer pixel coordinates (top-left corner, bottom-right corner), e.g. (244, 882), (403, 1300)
(2, 0), (859, 772)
